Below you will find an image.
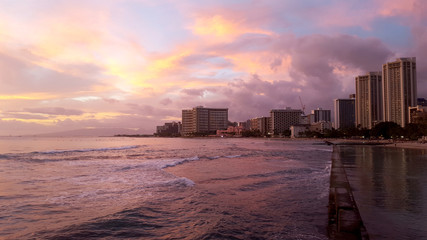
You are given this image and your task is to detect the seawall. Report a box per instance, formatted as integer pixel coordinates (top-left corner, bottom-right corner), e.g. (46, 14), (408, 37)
(328, 146), (369, 240)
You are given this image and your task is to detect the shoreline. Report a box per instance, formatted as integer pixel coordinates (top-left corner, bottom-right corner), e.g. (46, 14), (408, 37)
(3, 135), (426, 150)
(384, 141), (427, 150)
(324, 139), (427, 150)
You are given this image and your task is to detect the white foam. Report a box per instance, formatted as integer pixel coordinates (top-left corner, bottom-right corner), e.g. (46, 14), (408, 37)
(161, 156), (200, 169)
(171, 177), (195, 187)
(36, 145), (140, 154)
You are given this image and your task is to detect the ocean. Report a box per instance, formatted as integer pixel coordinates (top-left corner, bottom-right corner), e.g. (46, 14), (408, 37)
(338, 145), (427, 240)
(0, 137), (332, 239)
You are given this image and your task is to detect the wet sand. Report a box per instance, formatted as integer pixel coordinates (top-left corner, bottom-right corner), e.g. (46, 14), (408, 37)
(325, 138), (427, 150)
(384, 141), (427, 150)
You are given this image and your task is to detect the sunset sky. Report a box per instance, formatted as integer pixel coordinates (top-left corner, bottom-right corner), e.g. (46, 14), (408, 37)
(1, 0), (426, 135)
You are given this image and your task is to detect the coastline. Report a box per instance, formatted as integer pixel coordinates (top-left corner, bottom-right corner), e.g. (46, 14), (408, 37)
(384, 141), (427, 150)
(323, 139), (427, 150)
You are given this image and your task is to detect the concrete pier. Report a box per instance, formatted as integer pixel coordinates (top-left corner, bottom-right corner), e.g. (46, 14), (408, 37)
(328, 146), (369, 240)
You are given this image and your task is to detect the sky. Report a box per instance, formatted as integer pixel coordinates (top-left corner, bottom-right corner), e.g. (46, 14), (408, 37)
(0, 0), (426, 135)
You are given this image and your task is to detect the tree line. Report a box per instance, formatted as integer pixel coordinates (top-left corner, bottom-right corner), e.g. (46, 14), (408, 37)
(304, 122), (427, 140)
(240, 122), (426, 140)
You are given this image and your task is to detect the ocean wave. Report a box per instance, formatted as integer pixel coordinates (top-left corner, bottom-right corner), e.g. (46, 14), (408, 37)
(33, 145), (140, 154)
(0, 154), (11, 159)
(162, 156), (200, 169)
(200, 155), (244, 160)
(169, 177), (195, 187)
(115, 156), (201, 173)
(224, 155), (242, 158)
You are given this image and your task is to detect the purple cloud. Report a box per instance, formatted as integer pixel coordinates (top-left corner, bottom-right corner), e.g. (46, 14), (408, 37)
(23, 107), (84, 116)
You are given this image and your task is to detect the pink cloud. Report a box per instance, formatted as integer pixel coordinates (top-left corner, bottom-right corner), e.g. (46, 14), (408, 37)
(375, 0), (419, 17)
(0, 0), (425, 135)
(23, 107), (84, 116)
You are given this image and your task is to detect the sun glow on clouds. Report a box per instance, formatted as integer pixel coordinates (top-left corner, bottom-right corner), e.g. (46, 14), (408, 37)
(0, 93), (59, 100)
(1, 111), (131, 126)
(226, 53), (292, 82)
(375, 0), (417, 17)
(15, 6), (110, 67)
(33, 24), (102, 61)
(142, 51), (192, 81)
(193, 15), (242, 38)
(0, 21), (6, 41)
(192, 15), (272, 41)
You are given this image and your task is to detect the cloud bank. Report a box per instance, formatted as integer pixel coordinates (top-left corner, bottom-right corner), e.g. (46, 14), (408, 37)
(0, 0), (425, 135)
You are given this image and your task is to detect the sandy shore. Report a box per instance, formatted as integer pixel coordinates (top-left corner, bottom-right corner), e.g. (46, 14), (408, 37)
(188, 137), (427, 151)
(325, 138), (427, 150)
(384, 141), (427, 150)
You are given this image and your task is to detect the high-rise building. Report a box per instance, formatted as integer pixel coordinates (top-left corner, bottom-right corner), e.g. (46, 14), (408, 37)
(182, 109), (196, 134)
(312, 108), (331, 123)
(355, 72), (383, 129)
(156, 122), (181, 136)
(382, 57), (417, 127)
(181, 106), (228, 136)
(334, 98), (355, 129)
(270, 108), (303, 135)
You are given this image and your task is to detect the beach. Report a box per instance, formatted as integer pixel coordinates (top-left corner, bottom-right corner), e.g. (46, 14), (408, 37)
(323, 138), (427, 151)
(385, 141), (427, 150)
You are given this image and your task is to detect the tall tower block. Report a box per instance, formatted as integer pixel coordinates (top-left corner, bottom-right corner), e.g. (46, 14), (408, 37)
(382, 58), (417, 127)
(355, 72), (382, 129)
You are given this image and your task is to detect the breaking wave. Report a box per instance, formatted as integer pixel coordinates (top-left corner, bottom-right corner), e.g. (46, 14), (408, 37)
(33, 145), (141, 154)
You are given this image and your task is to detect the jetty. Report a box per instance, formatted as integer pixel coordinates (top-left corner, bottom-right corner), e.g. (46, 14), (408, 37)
(328, 146), (369, 240)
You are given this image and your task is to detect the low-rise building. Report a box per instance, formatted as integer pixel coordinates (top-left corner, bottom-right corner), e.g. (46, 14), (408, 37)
(409, 105), (427, 125)
(417, 98), (427, 107)
(300, 115), (310, 125)
(309, 121), (333, 133)
(216, 126), (245, 136)
(290, 125), (310, 138)
(291, 121), (333, 138)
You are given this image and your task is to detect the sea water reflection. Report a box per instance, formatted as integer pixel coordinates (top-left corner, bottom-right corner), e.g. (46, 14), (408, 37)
(0, 138), (332, 239)
(338, 146), (427, 240)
